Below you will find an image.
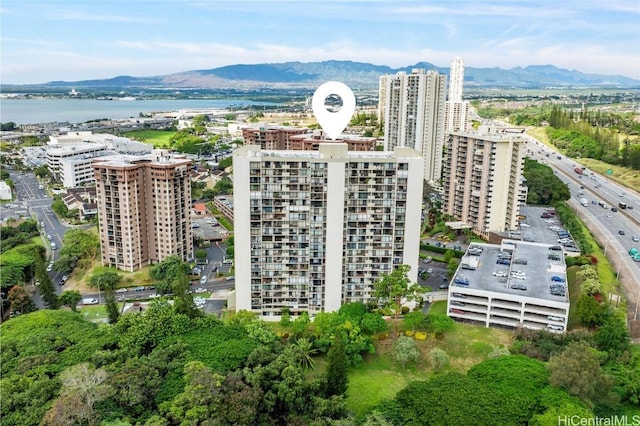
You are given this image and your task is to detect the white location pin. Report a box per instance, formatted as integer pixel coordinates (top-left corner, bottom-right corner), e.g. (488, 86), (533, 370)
(311, 81), (356, 141)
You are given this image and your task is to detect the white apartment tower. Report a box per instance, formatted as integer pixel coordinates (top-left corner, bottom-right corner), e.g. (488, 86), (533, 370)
(380, 69), (447, 186)
(442, 129), (526, 238)
(233, 143), (423, 320)
(445, 57), (470, 132)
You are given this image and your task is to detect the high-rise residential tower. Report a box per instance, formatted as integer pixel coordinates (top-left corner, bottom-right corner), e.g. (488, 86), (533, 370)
(442, 128), (527, 238)
(233, 143), (423, 320)
(92, 153), (193, 272)
(445, 57), (470, 132)
(379, 69), (447, 186)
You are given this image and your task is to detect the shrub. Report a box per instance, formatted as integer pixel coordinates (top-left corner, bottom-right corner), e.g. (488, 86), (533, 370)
(404, 330), (414, 337)
(429, 348), (449, 371)
(414, 332), (427, 341)
(401, 306), (410, 315)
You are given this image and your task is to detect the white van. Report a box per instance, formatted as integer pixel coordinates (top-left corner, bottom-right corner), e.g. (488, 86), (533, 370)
(82, 298), (98, 305)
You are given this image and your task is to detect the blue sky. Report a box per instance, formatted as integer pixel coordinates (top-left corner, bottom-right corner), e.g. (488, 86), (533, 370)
(1, 0), (639, 84)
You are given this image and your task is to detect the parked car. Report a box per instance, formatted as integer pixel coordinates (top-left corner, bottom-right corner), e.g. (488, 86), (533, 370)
(453, 277), (470, 286)
(551, 276), (565, 282)
(200, 275), (208, 284)
(493, 271), (507, 277)
(510, 284), (527, 291)
(547, 324), (564, 331)
(46, 262), (54, 272)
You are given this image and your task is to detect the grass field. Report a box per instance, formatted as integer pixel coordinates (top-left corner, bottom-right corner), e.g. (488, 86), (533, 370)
(121, 129), (176, 148)
(346, 312), (513, 417)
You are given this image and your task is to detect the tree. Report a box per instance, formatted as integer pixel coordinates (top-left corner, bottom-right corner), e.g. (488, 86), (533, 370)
(292, 337), (318, 370)
(107, 359), (162, 416)
(394, 336), (419, 368)
(218, 157), (232, 170)
(42, 363), (112, 425)
(104, 289), (120, 324)
(594, 314), (630, 359)
(7, 285), (36, 315)
(35, 255), (59, 309)
(576, 294), (609, 327)
(426, 313), (455, 338)
(373, 264), (422, 333)
(34, 164), (51, 179)
(404, 310), (427, 332)
(547, 341), (613, 405)
(280, 307), (291, 327)
(429, 348), (449, 371)
(325, 332), (348, 397)
(194, 249), (207, 261)
(51, 196), (69, 217)
(171, 267), (201, 318)
(59, 290), (82, 312)
(88, 270), (121, 291)
(213, 176), (233, 195)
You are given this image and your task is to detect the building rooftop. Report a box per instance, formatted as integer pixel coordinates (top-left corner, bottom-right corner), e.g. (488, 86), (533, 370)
(452, 240), (568, 302)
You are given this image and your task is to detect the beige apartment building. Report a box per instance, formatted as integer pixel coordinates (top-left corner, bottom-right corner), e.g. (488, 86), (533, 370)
(443, 129), (526, 238)
(241, 125), (308, 150)
(92, 153), (193, 272)
(233, 143), (423, 320)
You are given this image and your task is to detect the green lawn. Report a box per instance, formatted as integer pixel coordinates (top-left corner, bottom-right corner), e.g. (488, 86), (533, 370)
(121, 130), (176, 148)
(346, 318), (513, 417)
(77, 302), (125, 321)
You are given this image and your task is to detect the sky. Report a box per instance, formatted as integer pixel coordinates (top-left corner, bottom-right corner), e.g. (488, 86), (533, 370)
(1, 0), (639, 84)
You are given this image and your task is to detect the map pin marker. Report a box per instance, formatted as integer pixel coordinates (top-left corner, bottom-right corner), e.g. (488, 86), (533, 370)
(311, 81), (356, 141)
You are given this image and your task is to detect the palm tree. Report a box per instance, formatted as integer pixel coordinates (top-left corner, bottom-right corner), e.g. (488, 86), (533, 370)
(292, 337), (318, 370)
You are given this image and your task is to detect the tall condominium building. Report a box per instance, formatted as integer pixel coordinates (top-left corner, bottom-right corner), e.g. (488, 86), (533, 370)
(379, 69), (447, 186)
(233, 143), (423, 320)
(447, 57), (464, 102)
(445, 57), (470, 132)
(442, 129), (526, 238)
(92, 153), (193, 272)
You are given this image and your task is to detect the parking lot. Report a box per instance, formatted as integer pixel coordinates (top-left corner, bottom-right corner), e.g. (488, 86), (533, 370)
(417, 257), (450, 291)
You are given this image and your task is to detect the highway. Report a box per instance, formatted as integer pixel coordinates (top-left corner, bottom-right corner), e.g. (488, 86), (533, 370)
(522, 133), (640, 336)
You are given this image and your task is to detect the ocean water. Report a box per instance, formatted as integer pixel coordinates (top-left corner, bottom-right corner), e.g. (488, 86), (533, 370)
(0, 98), (279, 125)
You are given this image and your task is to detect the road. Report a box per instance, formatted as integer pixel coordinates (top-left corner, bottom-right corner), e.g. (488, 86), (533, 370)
(83, 278), (235, 304)
(6, 171), (71, 306)
(522, 134), (640, 338)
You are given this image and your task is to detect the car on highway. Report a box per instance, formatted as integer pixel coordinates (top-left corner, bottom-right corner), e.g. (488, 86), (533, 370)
(633, 236), (639, 242)
(619, 230), (625, 236)
(46, 262), (53, 272)
(226, 276), (235, 281)
(200, 275), (208, 284)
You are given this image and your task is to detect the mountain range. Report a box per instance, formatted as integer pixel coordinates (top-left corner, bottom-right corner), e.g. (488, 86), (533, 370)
(37, 60), (640, 89)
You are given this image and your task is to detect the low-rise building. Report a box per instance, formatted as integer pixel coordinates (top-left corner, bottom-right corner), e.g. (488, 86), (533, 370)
(214, 195), (234, 222)
(0, 181), (12, 200)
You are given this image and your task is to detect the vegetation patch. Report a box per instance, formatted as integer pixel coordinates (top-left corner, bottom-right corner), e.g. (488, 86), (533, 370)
(121, 129), (175, 147)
